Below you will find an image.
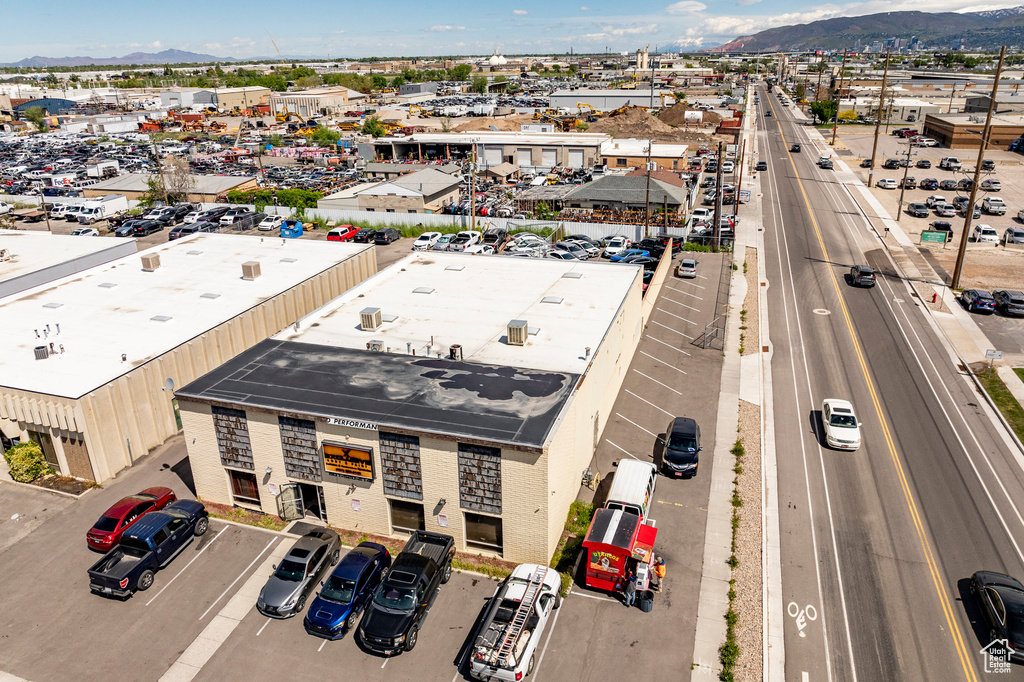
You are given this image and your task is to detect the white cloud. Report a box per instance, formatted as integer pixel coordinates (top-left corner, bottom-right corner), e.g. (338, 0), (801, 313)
(429, 25), (466, 32)
(736, 0), (762, 5)
(673, 36), (706, 47)
(513, 9), (528, 15)
(666, 1), (707, 14)
(149, 41), (162, 49)
(580, 5), (592, 9)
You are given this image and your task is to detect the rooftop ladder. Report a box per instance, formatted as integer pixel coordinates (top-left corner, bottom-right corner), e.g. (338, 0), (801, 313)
(496, 565), (547, 665)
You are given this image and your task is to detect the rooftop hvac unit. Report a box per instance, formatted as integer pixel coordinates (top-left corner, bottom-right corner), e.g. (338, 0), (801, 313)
(34, 345), (49, 360)
(241, 261), (261, 280)
(360, 307), (382, 332)
(507, 319), (528, 346)
(141, 253), (161, 272)
(369, 340), (384, 352)
(449, 344), (463, 361)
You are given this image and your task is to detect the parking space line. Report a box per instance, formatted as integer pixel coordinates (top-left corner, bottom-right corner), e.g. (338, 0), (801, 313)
(615, 412), (659, 439)
(570, 590), (619, 603)
(146, 526), (226, 606)
(200, 537), (277, 621)
(606, 438), (641, 460)
(256, 618), (272, 637)
(675, 280), (707, 289)
(633, 369), (683, 394)
(533, 597), (563, 682)
(646, 336), (692, 357)
(650, 320), (694, 339)
(318, 640), (327, 652)
(655, 308), (698, 326)
(662, 296), (701, 312)
(381, 658), (388, 669)
(668, 287), (703, 300)
(625, 389), (676, 418)
(639, 351), (687, 374)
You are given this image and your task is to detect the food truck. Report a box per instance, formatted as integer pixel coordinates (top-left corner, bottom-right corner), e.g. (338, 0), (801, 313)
(582, 507), (658, 594)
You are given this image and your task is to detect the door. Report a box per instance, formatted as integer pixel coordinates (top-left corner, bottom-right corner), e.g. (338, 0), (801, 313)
(483, 146), (502, 167)
(29, 430), (60, 474)
(298, 483), (327, 522)
(517, 148), (532, 167)
(542, 148), (557, 168)
(568, 149), (584, 168)
(277, 483), (305, 521)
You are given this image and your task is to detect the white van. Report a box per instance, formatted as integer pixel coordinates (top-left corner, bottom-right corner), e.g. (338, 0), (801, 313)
(604, 460), (658, 521)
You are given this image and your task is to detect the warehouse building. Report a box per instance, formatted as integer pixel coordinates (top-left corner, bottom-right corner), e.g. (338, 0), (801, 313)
(923, 112), (1024, 149)
(549, 89), (677, 113)
(563, 174), (692, 212)
(0, 231), (138, 299)
(0, 234), (375, 483)
(176, 252), (644, 564)
(600, 139), (689, 170)
(82, 173), (258, 202)
(269, 86), (366, 118)
(194, 86), (271, 112)
(356, 168), (462, 213)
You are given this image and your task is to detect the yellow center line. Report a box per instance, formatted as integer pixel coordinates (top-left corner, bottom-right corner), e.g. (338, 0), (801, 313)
(764, 93), (978, 682)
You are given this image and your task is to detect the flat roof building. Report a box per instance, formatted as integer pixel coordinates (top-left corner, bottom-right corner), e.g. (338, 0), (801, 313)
(269, 87), (366, 118)
(356, 168), (462, 214)
(923, 112), (1024, 149)
(82, 173), (258, 202)
(176, 252), (644, 564)
(549, 89), (677, 113)
(0, 234), (376, 483)
(0, 231), (138, 299)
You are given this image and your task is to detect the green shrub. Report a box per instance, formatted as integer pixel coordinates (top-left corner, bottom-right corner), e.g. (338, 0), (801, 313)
(4, 441), (52, 483)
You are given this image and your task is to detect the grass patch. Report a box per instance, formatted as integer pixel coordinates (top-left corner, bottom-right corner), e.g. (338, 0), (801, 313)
(977, 367), (1024, 443)
(718, 438), (746, 680)
(201, 500), (290, 531)
(550, 499), (596, 597)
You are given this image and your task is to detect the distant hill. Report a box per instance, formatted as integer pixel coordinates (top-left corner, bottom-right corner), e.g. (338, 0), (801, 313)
(710, 6), (1024, 52)
(3, 49), (239, 68)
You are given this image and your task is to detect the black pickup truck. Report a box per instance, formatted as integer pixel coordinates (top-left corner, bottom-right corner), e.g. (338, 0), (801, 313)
(87, 500), (209, 599)
(357, 530), (455, 654)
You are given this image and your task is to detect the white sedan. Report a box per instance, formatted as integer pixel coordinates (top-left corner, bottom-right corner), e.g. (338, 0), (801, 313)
(70, 227), (99, 236)
(464, 244), (495, 255)
(258, 215), (284, 232)
(412, 231), (442, 250)
(821, 399), (862, 451)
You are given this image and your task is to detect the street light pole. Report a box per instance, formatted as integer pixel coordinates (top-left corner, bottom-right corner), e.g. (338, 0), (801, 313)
(831, 49), (848, 147)
(866, 50), (891, 191)
(951, 45), (1006, 289)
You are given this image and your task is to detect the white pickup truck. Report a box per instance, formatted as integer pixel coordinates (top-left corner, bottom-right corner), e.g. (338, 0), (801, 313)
(983, 197), (1007, 215)
(469, 564), (561, 681)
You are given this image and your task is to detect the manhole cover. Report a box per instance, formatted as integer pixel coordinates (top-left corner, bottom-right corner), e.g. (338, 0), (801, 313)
(813, 308), (831, 315)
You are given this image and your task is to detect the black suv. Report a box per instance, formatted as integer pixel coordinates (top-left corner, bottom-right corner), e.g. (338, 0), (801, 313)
(352, 228), (376, 243)
(132, 220), (164, 236)
(662, 416), (701, 478)
(994, 290), (1024, 317)
(374, 228), (400, 245)
(883, 158), (901, 170)
(981, 159), (996, 172)
(849, 265), (876, 288)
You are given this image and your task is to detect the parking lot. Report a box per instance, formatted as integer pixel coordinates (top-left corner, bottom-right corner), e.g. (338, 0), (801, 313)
(0, 247), (728, 682)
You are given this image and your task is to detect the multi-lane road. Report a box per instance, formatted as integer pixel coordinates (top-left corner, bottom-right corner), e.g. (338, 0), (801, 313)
(757, 84), (1024, 681)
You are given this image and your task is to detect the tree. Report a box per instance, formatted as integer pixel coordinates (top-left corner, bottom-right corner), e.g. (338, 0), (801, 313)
(450, 64), (472, 81)
(371, 74), (389, 90)
(440, 116), (454, 133)
(809, 100), (837, 124)
(310, 125), (340, 147)
(471, 75), (488, 94)
(141, 155), (196, 206)
(569, 64), (578, 76)
(494, 75), (508, 84)
(838, 109), (859, 122)
(794, 83), (806, 101)
(3, 441), (51, 483)
(362, 115), (387, 137)
(552, 64), (561, 73)
(295, 74), (322, 89)
(23, 106), (47, 132)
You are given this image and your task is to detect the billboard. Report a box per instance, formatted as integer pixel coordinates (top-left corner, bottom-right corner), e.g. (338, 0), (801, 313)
(322, 443), (374, 482)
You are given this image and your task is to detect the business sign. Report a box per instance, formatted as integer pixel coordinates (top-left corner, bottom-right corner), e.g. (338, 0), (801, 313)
(986, 349), (1003, 360)
(326, 416), (378, 431)
(322, 443), (374, 482)
(920, 230), (948, 244)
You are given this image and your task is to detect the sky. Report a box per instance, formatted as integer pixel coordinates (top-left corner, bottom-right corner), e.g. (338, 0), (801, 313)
(3, 0), (1022, 62)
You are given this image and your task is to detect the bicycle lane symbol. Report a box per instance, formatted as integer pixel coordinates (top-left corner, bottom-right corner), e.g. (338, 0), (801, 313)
(788, 601), (818, 638)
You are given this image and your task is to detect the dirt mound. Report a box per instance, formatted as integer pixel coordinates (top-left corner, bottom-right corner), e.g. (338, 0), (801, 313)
(589, 107), (700, 142)
(453, 115), (535, 132)
(658, 103), (723, 127)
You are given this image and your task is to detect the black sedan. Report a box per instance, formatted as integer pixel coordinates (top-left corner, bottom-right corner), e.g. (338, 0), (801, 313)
(907, 203), (929, 218)
(790, 143), (801, 152)
(971, 571), (1024, 659)
(994, 290), (1024, 317)
(961, 289), (997, 314)
(351, 228), (376, 243)
(929, 221), (954, 241)
(755, 161), (768, 171)
(916, 159), (932, 169)
(132, 220), (164, 236)
(939, 179), (958, 191)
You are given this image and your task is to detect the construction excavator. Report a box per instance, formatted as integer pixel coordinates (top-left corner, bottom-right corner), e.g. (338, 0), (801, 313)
(408, 104), (428, 117)
(275, 107), (304, 123)
(577, 102), (598, 122)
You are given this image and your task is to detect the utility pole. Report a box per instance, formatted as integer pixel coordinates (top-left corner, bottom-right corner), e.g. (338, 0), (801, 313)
(643, 140), (653, 238)
(952, 46), (1006, 289)
(733, 138), (746, 222)
(895, 140), (914, 221)
(815, 54), (826, 102)
(713, 141), (723, 252)
(149, 134), (170, 206)
(948, 84), (957, 114)
(831, 49), (848, 146)
(866, 50), (891, 191)
(470, 141), (477, 232)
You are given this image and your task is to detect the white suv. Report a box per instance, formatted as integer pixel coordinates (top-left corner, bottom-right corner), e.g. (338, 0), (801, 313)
(972, 224), (999, 242)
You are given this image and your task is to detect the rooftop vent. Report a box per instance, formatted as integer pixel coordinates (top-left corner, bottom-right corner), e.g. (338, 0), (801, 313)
(34, 346), (49, 361)
(361, 307), (382, 332)
(151, 315), (172, 322)
(141, 253), (161, 272)
(562, 272), (583, 279)
(368, 339), (384, 352)
(449, 344), (463, 361)
(507, 319), (528, 346)
(42, 302), (63, 309)
(241, 261), (261, 281)
(445, 265), (465, 271)
(541, 296), (564, 304)
(186, 250), (203, 256)
(200, 293), (221, 299)
(98, 282), (117, 288)
(413, 287), (435, 294)
(280, 257), (297, 263)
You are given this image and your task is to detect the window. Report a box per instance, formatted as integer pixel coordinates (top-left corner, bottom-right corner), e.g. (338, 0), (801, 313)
(458, 443), (501, 514)
(229, 469), (260, 505)
(408, 210), (417, 213)
(389, 499), (425, 534)
(212, 406), (253, 470)
(279, 416), (319, 482)
(616, 158), (627, 167)
(465, 513), (503, 554)
(167, 518), (187, 533)
(152, 528), (169, 546)
(380, 432), (423, 501)
(309, 546), (327, 573)
(386, 208), (395, 213)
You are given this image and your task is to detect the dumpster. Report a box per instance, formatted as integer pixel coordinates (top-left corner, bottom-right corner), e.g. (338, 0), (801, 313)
(280, 219), (303, 238)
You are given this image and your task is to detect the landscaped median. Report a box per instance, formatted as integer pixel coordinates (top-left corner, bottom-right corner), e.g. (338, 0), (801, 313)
(972, 366), (1024, 443)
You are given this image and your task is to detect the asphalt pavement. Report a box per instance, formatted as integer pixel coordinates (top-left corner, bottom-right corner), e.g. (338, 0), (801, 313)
(758, 84), (1024, 681)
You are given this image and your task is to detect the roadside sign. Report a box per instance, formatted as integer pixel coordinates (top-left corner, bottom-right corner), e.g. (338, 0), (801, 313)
(986, 349), (1003, 360)
(921, 230), (948, 244)
(739, 190), (751, 203)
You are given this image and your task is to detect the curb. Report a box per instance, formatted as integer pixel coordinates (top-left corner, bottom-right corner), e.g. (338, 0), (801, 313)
(0, 476), (95, 500)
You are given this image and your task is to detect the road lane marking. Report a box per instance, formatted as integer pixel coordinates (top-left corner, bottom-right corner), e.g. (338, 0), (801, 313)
(668, 287), (703, 299)
(615, 412), (658, 439)
(200, 537), (277, 620)
(674, 280), (707, 289)
(606, 439), (640, 460)
(650, 320), (694, 339)
(625, 389), (676, 417)
(632, 369), (683, 394)
(146, 526), (226, 606)
(639, 350), (687, 374)
(776, 118), (978, 682)
(256, 618), (271, 637)
(646, 336), (692, 356)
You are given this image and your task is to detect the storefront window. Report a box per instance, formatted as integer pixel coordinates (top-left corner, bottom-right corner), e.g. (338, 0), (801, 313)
(465, 512), (503, 554)
(389, 499), (425, 534)
(229, 469), (260, 505)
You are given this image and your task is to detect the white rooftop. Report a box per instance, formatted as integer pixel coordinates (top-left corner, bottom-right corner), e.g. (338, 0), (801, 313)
(601, 138), (689, 158)
(393, 131), (612, 147)
(0, 231), (138, 298)
(0, 234), (371, 399)
(275, 251), (641, 374)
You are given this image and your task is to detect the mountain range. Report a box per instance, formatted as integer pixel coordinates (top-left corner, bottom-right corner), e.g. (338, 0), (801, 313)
(2, 49), (239, 68)
(712, 5), (1024, 52)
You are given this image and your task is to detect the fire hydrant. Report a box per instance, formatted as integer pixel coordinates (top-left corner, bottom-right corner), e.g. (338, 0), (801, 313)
(932, 292), (938, 303)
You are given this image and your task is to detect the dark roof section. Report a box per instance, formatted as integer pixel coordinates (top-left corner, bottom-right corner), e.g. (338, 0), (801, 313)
(176, 339), (577, 450)
(586, 507), (639, 550)
(565, 175), (691, 206)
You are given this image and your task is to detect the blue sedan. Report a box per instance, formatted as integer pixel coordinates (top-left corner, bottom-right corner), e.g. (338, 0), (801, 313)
(609, 249), (651, 262)
(304, 542), (391, 640)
